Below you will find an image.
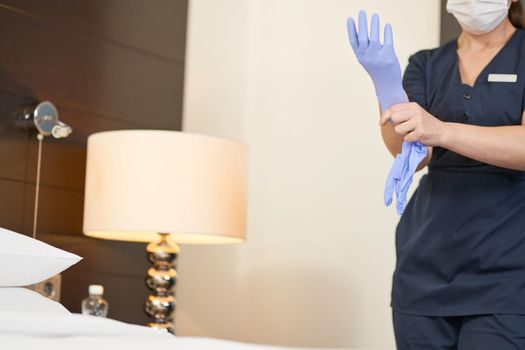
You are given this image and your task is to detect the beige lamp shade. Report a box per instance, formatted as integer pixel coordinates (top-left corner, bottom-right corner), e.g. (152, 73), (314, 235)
(83, 130), (248, 244)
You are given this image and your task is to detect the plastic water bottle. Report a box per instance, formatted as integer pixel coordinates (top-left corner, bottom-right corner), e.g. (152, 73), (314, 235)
(81, 285), (109, 317)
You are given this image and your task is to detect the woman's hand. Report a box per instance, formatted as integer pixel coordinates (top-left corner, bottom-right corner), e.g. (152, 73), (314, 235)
(346, 11), (406, 112)
(380, 102), (449, 147)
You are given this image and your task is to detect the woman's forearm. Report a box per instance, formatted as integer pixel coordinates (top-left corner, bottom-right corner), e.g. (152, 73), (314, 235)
(441, 123), (525, 171)
(380, 103), (525, 172)
(380, 121), (403, 157)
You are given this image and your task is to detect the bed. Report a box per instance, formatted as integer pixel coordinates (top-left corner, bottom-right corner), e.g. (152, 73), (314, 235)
(0, 308), (357, 350)
(0, 227), (360, 350)
(0, 310), (337, 350)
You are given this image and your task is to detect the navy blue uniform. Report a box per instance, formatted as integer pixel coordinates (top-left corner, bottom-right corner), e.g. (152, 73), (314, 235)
(393, 311), (525, 349)
(391, 28), (525, 349)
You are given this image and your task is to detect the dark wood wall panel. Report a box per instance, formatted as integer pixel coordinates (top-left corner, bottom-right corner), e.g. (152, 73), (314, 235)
(0, 179), (26, 232)
(26, 139), (87, 191)
(0, 0), (188, 325)
(0, 7), (184, 129)
(0, 136), (28, 181)
(23, 184), (84, 235)
(0, 0), (188, 62)
(0, 90), (32, 181)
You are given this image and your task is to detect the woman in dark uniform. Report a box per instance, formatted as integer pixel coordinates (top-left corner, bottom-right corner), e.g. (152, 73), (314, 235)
(349, 0), (525, 349)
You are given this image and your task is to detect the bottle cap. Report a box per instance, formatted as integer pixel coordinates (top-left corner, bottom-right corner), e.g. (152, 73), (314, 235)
(89, 285), (104, 296)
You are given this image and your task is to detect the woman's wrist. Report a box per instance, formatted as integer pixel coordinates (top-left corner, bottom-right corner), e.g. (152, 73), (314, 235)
(374, 83), (407, 113)
(438, 121), (456, 148)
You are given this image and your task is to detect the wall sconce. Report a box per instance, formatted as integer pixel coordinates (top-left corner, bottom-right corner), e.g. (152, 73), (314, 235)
(20, 101), (72, 139)
(17, 101), (73, 301)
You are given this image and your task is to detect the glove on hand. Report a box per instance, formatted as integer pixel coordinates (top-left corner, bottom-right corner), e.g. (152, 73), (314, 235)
(346, 10), (406, 112)
(347, 10), (428, 215)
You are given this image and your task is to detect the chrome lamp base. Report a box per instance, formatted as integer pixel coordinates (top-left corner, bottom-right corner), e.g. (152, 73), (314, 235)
(144, 233), (179, 334)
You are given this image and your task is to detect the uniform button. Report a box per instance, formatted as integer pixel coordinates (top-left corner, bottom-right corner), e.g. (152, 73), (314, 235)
(463, 93), (471, 100)
(463, 112), (470, 120)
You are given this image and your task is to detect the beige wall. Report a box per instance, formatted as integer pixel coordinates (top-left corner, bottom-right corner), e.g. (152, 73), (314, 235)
(178, 1), (440, 349)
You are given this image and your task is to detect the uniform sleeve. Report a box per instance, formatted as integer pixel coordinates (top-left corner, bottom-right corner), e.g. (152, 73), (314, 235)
(402, 50), (429, 110)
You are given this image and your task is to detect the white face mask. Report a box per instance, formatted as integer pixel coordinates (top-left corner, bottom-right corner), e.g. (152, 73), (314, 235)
(446, 0), (512, 35)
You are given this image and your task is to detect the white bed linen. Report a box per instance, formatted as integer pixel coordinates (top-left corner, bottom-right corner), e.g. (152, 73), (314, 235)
(0, 227), (81, 286)
(0, 311), (360, 350)
(0, 288), (70, 314)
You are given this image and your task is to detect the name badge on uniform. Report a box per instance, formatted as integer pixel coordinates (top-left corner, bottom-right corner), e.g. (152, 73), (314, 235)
(488, 74), (518, 83)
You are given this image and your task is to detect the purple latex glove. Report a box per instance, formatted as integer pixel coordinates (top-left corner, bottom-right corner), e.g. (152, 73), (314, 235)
(346, 10), (428, 215)
(346, 10), (406, 112)
(384, 141), (427, 215)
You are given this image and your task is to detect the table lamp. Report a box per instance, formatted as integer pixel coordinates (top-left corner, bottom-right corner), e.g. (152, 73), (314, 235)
(82, 130), (248, 333)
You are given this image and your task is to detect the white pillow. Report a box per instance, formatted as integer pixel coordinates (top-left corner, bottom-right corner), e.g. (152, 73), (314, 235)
(0, 287), (70, 314)
(0, 227), (82, 286)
